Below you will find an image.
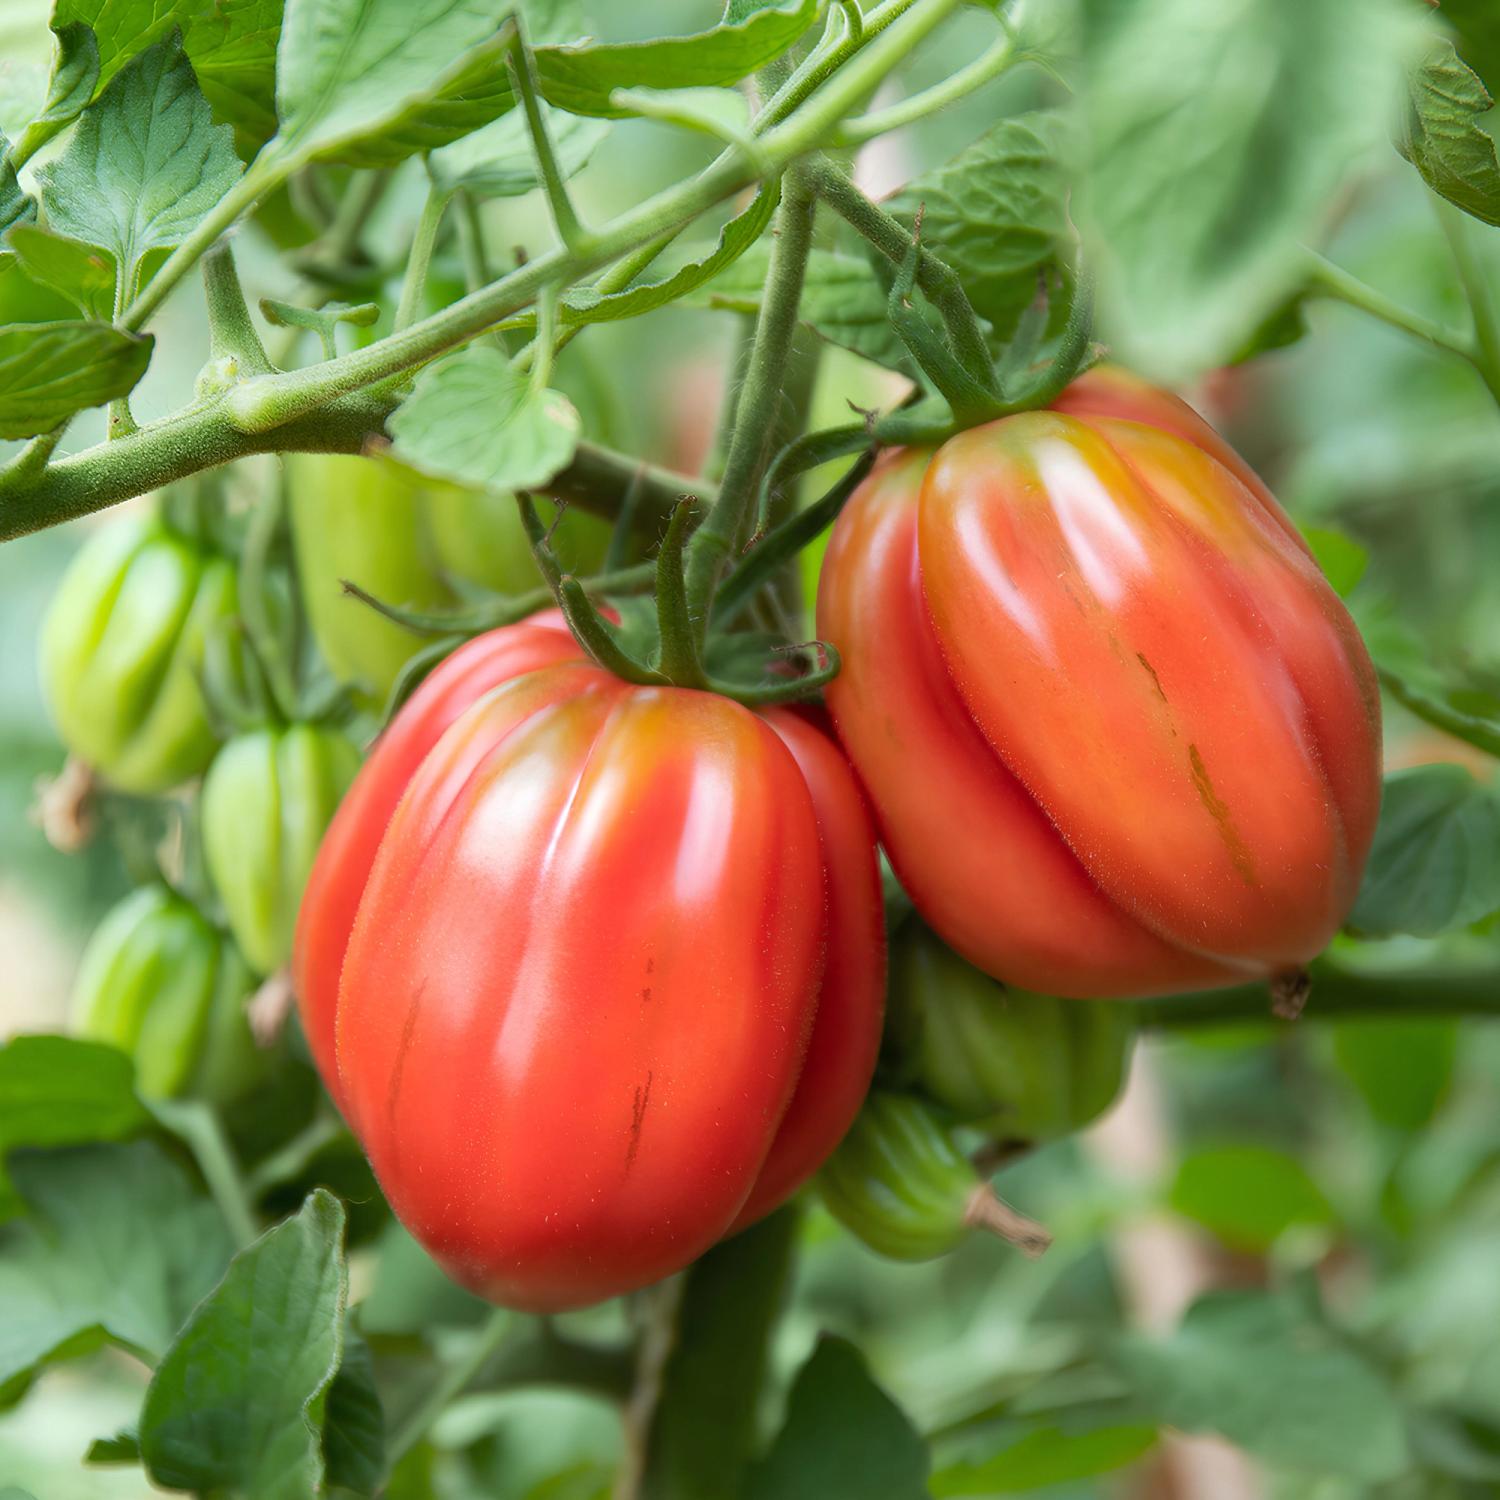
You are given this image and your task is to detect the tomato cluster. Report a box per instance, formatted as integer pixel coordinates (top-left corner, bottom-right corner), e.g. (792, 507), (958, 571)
(44, 371), (1381, 1308)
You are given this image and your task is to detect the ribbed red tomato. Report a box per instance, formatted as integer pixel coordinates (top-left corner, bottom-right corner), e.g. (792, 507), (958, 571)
(293, 617), (883, 1310)
(817, 367), (1381, 999)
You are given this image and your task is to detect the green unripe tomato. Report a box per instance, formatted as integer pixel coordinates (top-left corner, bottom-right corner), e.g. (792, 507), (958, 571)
(425, 486), (611, 596)
(886, 920), (1135, 1143)
(72, 886), (263, 1102)
(287, 453), (457, 703)
(41, 509), (239, 793)
(819, 1092), (1051, 1261)
(201, 723), (361, 975)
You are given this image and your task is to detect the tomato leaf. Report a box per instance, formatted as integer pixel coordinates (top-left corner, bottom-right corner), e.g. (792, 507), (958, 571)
(1115, 1291), (1408, 1480)
(180, 0), (283, 157)
(1170, 1143), (1337, 1253)
(1399, 36), (1500, 228)
(389, 346), (581, 495)
(1075, 0), (1420, 379)
(0, 320), (152, 439)
(3, 224), (116, 320)
(16, 21), (101, 146)
(1332, 1020), (1457, 1132)
(745, 1335), (929, 1500)
(929, 1420), (1157, 1495)
(535, 0), (819, 118)
(1438, 0), (1500, 93)
(0, 1035), (150, 1220)
(0, 1142), (234, 1393)
(322, 1326), (387, 1496)
(427, 105), (611, 199)
(84, 1429), (142, 1465)
(139, 1190), (348, 1500)
(0, 149), (35, 240)
(1350, 765), (1500, 938)
(884, 111), (1070, 340)
(1300, 525), (1369, 597)
(34, 32), (243, 298)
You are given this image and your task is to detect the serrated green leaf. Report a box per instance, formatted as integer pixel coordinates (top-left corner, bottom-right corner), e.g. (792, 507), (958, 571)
(1399, 37), (1500, 227)
(535, 0), (819, 118)
(929, 1421), (1157, 1495)
(1119, 1292), (1407, 1479)
(0, 320), (152, 438)
(140, 1190), (348, 1500)
(548, 181), (779, 329)
(0, 1141), (234, 1391)
(323, 1326), (386, 1496)
(33, 22), (99, 130)
(0, 150), (33, 239)
(885, 111), (1069, 338)
(1170, 1144), (1337, 1253)
(1350, 764), (1500, 938)
(181, 0), (283, 156)
(428, 105), (611, 199)
(745, 1336), (928, 1500)
(691, 245), (912, 372)
(272, 0), (507, 167)
(3, 224), (115, 319)
(390, 346), (580, 494)
(1077, 0), (1420, 379)
(35, 32), (243, 297)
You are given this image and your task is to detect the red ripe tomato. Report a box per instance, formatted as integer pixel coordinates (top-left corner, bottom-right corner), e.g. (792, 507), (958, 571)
(817, 367), (1381, 999)
(294, 620), (883, 1310)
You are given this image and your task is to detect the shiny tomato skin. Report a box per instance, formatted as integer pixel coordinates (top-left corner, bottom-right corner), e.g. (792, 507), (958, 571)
(730, 705), (886, 1231)
(334, 664), (830, 1310)
(817, 371), (1381, 999)
(292, 612), (584, 1101)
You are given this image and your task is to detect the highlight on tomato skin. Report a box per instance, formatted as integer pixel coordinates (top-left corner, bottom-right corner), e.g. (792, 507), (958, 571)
(294, 627), (885, 1312)
(817, 368), (1383, 1001)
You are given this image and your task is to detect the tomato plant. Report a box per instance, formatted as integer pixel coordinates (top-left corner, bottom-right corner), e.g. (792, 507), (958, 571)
(2, 0), (1500, 1496)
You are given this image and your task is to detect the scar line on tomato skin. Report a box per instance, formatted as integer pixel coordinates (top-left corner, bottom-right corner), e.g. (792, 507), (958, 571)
(385, 978), (427, 1134)
(1187, 743), (1256, 885)
(625, 1070), (653, 1172)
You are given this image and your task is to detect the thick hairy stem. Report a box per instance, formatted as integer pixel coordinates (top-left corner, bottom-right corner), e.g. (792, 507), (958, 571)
(684, 162), (819, 625)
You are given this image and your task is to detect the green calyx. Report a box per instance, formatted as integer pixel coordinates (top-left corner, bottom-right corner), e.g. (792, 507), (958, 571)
(820, 1091), (1052, 1262)
(884, 919), (1137, 1145)
(72, 885), (264, 1104)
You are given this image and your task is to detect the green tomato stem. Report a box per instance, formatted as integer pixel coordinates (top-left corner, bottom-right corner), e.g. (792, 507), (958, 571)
(202, 243), (274, 376)
(1377, 665), (1500, 759)
(508, 26), (589, 253)
(387, 1306), (514, 1467)
(1434, 196), (1500, 409)
(683, 161), (819, 629)
(1136, 956), (1500, 1028)
(147, 1097), (259, 1250)
(393, 182), (454, 336)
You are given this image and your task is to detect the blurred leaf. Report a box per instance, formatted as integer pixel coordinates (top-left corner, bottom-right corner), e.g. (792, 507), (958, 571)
(324, 1326), (386, 1496)
(536, 1), (819, 117)
(0, 320), (152, 437)
(3, 224), (116, 319)
(1350, 765), (1500, 937)
(1077, 0), (1419, 378)
(389, 347), (581, 495)
(140, 1189), (348, 1500)
(1116, 1291), (1407, 1480)
(1409, 1404), (1500, 1482)
(0, 1035), (149, 1218)
(428, 106), (611, 198)
(0, 1141), (233, 1392)
(358, 1220), (489, 1335)
(1399, 37), (1500, 227)
(745, 1335), (929, 1500)
(1439, 0), (1500, 91)
(692, 245), (912, 372)
(609, 84), (751, 139)
(1301, 525), (1369, 596)
(84, 1428), (140, 1464)
(525, 1463), (613, 1500)
(885, 111), (1069, 338)
(1332, 1020), (1457, 1131)
(1170, 1144), (1337, 1253)
(930, 1420), (1156, 1495)
(35, 33), (243, 295)
(1228, 293), (1309, 364)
